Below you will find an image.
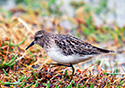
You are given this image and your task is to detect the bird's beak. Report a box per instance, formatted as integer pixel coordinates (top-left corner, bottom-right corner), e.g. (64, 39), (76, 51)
(25, 41), (35, 50)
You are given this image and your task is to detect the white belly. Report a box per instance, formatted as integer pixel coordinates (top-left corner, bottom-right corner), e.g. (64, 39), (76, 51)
(46, 47), (93, 64)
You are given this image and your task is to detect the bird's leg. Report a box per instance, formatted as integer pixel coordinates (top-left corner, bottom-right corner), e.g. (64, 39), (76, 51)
(69, 63), (75, 80)
(47, 63), (75, 80)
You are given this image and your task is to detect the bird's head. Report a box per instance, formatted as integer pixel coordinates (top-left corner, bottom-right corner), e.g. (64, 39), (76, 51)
(25, 30), (46, 50)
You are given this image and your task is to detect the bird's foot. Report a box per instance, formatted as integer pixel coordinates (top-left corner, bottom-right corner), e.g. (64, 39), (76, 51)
(46, 63), (75, 81)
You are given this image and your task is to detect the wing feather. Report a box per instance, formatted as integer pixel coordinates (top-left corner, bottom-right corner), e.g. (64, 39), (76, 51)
(54, 34), (113, 56)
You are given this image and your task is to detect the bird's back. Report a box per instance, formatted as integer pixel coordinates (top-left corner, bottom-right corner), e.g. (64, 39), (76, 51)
(53, 34), (114, 56)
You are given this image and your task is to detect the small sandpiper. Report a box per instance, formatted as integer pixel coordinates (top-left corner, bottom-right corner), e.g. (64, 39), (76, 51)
(26, 30), (114, 80)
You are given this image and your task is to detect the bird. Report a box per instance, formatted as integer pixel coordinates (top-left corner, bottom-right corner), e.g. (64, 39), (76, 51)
(25, 30), (114, 80)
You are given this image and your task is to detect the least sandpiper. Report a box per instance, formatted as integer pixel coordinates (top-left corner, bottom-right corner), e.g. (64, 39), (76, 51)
(26, 30), (114, 79)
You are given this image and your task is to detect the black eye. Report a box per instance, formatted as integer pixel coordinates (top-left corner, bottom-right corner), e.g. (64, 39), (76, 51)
(35, 37), (39, 40)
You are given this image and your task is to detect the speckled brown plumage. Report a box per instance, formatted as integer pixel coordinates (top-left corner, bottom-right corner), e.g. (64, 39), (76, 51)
(54, 34), (107, 56)
(26, 30), (114, 80)
(26, 30), (115, 64)
(32, 30), (114, 56)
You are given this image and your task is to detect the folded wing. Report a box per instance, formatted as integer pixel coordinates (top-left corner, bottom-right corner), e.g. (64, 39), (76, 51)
(55, 34), (114, 56)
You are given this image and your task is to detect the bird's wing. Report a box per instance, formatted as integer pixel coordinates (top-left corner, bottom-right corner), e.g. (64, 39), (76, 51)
(54, 34), (113, 56)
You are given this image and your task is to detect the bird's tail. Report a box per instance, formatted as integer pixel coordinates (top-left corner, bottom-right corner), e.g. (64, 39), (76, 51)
(95, 47), (115, 53)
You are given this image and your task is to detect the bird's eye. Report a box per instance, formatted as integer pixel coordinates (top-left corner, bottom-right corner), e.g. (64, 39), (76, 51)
(35, 37), (38, 40)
